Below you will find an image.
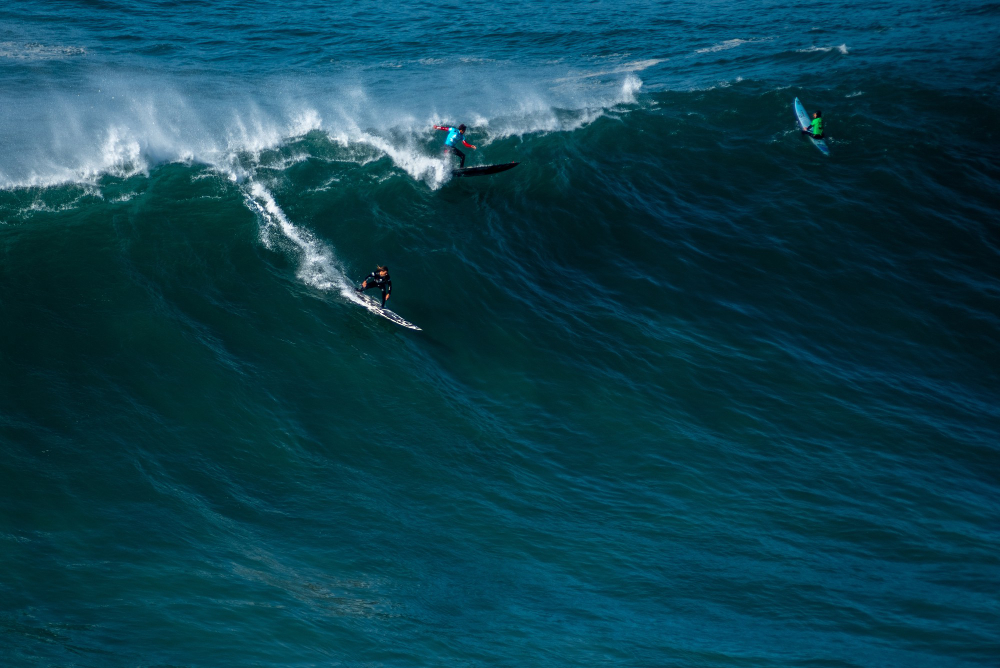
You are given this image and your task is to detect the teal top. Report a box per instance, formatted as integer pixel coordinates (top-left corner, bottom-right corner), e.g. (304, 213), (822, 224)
(445, 127), (464, 147)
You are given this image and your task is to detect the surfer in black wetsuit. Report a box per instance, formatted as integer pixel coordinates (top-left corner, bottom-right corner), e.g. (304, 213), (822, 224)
(359, 265), (392, 307)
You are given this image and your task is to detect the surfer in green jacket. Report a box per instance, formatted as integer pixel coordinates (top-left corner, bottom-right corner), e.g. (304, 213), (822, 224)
(804, 109), (824, 139)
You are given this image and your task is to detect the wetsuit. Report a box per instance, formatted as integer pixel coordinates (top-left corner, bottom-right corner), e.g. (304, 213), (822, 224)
(809, 116), (824, 139)
(434, 125), (475, 167)
(360, 271), (392, 307)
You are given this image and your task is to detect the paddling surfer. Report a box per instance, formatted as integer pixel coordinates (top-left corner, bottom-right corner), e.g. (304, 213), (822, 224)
(359, 266), (392, 307)
(434, 123), (476, 168)
(803, 109), (824, 139)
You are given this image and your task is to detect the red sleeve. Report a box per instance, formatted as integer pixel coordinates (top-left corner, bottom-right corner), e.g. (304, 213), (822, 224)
(461, 139), (474, 148)
(434, 125), (449, 131)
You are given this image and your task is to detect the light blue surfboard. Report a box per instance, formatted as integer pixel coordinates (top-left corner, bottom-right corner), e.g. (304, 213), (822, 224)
(794, 97), (830, 156)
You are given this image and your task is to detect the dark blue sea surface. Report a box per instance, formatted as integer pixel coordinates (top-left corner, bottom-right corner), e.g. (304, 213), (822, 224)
(2, 1), (999, 666)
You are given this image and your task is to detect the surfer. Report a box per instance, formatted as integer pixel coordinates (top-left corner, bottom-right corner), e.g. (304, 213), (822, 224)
(359, 266), (392, 307)
(434, 124), (476, 168)
(803, 109), (824, 139)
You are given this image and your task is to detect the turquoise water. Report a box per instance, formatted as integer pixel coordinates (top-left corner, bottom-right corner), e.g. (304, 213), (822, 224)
(2, 1), (999, 666)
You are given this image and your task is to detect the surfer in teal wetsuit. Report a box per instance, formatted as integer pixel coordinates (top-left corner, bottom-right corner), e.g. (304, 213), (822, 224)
(803, 109), (824, 139)
(359, 266), (392, 307)
(434, 123), (476, 168)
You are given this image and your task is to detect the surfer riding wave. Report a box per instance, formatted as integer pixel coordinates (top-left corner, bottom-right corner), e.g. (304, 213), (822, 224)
(434, 124), (476, 168)
(359, 265), (392, 307)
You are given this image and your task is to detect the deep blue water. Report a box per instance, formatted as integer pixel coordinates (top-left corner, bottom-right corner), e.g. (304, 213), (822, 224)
(2, 1), (999, 666)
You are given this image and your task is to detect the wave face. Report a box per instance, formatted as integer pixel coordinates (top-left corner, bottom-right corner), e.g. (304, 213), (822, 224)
(2, 1), (999, 666)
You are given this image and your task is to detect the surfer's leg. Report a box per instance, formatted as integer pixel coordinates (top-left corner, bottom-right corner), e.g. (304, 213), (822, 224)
(452, 147), (466, 168)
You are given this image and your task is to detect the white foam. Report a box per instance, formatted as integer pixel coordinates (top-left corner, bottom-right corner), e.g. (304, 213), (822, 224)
(798, 44), (850, 54)
(14, 185), (103, 219)
(0, 88), (327, 189)
(354, 132), (449, 188)
(619, 74), (643, 103)
(245, 182), (353, 295)
(0, 63), (651, 191)
(244, 182), (391, 306)
(478, 72), (643, 143)
(686, 76), (744, 93)
(552, 58), (664, 83)
(696, 39), (749, 54)
(0, 41), (86, 60)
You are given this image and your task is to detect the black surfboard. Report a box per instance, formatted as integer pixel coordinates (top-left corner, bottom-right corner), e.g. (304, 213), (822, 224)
(452, 162), (520, 178)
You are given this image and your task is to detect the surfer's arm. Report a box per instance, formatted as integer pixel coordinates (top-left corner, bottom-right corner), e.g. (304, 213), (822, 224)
(461, 139), (476, 149)
(434, 125), (450, 132)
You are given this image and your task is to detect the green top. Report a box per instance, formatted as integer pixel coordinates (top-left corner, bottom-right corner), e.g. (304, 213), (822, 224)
(810, 117), (823, 137)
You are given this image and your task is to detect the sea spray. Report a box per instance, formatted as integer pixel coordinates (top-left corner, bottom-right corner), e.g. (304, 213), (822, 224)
(0, 65), (649, 192)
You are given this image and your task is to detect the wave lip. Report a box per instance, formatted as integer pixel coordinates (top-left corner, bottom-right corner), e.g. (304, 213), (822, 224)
(0, 65), (649, 192)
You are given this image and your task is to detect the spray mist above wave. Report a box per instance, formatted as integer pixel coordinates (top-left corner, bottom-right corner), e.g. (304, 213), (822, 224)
(0, 65), (647, 191)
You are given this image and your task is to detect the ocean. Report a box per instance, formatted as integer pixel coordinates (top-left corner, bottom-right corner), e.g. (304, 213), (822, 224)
(1, 1), (999, 665)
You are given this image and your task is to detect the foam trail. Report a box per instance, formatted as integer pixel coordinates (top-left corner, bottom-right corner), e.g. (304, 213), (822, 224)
(244, 182), (358, 301)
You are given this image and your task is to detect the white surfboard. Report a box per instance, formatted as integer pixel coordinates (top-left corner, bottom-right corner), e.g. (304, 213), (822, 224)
(354, 291), (422, 331)
(794, 97), (830, 156)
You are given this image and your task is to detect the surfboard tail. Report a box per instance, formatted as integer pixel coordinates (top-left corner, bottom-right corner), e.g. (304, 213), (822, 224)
(452, 162), (520, 178)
